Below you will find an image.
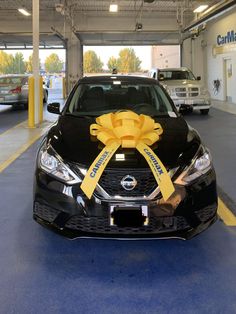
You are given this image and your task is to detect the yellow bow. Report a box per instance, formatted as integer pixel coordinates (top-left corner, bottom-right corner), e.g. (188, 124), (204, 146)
(80, 111), (175, 200)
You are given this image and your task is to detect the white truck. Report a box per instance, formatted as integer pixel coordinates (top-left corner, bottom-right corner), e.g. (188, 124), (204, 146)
(149, 67), (211, 115)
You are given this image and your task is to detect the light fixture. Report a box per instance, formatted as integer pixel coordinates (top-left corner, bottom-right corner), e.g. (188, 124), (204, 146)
(109, 3), (118, 13)
(18, 8), (31, 16)
(193, 5), (209, 13)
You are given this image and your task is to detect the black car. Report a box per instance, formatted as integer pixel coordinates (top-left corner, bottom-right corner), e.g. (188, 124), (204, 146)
(33, 75), (217, 239)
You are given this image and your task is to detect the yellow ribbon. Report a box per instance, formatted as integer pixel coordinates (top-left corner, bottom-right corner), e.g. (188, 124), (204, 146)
(80, 111), (175, 201)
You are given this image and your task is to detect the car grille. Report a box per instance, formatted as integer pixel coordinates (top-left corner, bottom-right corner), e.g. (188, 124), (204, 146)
(34, 202), (216, 236)
(64, 215), (190, 235)
(98, 168), (157, 197)
(34, 202), (59, 222)
(175, 87), (199, 98)
(195, 205), (217, 222)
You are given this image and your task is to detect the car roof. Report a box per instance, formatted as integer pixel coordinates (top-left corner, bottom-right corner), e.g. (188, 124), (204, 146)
(159, 67), (190, 72)
(79, 75), (159, 85)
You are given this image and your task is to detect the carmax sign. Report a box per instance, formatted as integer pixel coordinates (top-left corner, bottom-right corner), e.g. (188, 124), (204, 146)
(217, 30), (236, 45)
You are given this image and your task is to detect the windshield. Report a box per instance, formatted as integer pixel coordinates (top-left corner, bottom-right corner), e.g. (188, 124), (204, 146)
(159, 70), (196, 81)
(66, 81), (176, 117)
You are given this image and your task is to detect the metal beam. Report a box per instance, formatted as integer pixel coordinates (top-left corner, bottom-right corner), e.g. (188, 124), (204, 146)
(33, 0), (39, 125)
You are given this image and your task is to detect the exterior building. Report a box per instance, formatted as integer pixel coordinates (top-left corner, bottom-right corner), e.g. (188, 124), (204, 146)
(151, 45), (180, 69)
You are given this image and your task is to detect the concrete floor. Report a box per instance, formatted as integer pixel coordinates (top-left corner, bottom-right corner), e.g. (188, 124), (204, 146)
(0, 99), (236, 313)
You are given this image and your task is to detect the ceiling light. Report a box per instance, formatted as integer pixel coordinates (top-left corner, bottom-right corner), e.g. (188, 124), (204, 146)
(109, 4), (118, 13)
(193, 5), (209, 13)
(18, 8), (31, 16)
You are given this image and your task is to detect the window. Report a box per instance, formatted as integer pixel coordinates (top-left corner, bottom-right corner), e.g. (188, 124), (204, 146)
(66, 81), (175, 117)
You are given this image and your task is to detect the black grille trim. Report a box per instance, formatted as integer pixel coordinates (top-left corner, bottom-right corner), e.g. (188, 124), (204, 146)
(64, 215), (189, 235)
(98, 168), (158, 197)
(34, 202), (59, 222)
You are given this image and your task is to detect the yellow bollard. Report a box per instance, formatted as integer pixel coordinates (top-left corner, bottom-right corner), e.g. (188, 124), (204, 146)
(62, 77), (66, 99)
(49, 78), (53, 88)
(28, 76), (35, 128)
(39, 76), (43, 123)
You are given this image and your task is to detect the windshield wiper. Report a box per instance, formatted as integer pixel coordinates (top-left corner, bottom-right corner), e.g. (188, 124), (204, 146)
(65, 112), (97, 117)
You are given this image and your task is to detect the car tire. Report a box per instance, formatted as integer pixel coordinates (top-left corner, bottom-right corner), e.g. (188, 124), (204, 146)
(200, 109), (209, 115)
(43, 91), (48, 104)
(23, 103), (28, 110)
(180, 108), (193, 115)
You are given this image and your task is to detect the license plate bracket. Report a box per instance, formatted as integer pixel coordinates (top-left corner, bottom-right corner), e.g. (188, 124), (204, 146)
(185, 99), (194, 105)
(110, 205), (148, 227)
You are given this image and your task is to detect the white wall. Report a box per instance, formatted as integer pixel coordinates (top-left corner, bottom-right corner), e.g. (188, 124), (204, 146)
(182, 7), (236, 103)
(205, 9), (236, 102)
(182, 33), (207, 85)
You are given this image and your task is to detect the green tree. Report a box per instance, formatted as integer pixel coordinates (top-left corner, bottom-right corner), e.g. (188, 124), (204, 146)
(83, 50), (103, 73)
(0, 51), (14, 74)
(45, 53), (63, 73)
(107, 56), (118, 72)
(25, 54), (41, 73)
(117, 48), (141, 73)
(11, 52), (26, 74)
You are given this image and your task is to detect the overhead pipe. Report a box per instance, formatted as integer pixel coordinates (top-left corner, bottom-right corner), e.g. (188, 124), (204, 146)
(184, 0), (236, 32)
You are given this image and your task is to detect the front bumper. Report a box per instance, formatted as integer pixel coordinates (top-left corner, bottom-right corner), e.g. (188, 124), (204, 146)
(0, 94), (27, 105)
(172, 98), (211, 111)
(33, 168), (218, 240)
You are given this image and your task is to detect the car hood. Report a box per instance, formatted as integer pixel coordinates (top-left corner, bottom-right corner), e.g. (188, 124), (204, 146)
(161, 80), (202, 88)
(47, 114), (201, 170)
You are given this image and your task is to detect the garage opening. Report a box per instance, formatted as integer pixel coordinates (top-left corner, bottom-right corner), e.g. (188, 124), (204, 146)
(83, 45), (180, 76)
(0, 48), (66, 104)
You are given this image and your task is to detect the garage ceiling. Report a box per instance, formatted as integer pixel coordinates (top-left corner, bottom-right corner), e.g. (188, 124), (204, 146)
(0, 0), (224, 47)
(0, 1), (219, 16)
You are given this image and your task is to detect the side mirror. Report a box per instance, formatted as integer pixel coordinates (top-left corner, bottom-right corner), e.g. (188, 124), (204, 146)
(197, 76), (201, 80)
(47, 102), (60, 114)
(158, 74), (164, 81)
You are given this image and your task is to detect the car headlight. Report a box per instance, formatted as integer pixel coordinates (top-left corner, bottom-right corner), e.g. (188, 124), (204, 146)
(175, 148), (212, 185)
(162, 85), (175, 96)
(39, 145), (81, 184)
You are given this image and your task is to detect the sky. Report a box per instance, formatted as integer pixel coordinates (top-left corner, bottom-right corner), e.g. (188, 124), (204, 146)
(4, 46), (152, 70)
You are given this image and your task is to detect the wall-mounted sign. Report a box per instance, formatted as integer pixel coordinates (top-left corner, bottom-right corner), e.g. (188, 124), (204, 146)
(217, 30), (236, 46)
(212, 43), (236, 56)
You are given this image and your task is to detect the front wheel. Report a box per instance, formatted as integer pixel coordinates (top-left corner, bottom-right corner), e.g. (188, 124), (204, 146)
(200, 109), (209, 115)
(43, 90), (48, 104)
(23, 103), (28, 110)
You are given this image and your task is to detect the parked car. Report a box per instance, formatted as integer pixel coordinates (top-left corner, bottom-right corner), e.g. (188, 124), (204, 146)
(33, 75), (217, 240)
(0, 75), (48, 109)
(149, 67), (211, 114)
(43, 76), (50, 88)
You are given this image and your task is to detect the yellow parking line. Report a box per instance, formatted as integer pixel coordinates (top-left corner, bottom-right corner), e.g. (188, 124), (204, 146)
(218, 197), (236, 226)
(0, 132), (42, 173)
(0, 120), (28, 138)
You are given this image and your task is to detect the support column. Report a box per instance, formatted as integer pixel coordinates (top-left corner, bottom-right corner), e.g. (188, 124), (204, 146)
(66, 33), (83, 93)
(32, 0), (40, 125)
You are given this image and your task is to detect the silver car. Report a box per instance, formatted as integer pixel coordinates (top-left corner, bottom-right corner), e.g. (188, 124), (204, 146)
(149, 68), (211, 115)
(0, 75), (48, 109)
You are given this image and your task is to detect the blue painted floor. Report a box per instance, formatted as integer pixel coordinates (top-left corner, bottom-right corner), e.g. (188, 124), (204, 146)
(0, 107), (236, 314)
(0, 139), (236, 314)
